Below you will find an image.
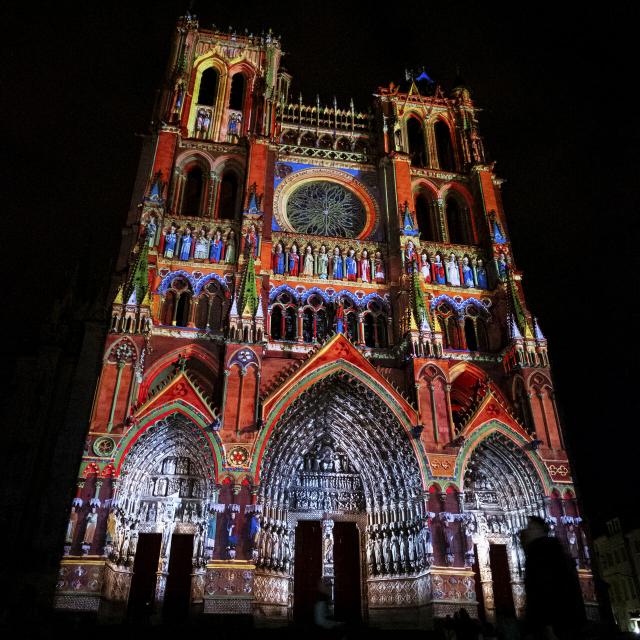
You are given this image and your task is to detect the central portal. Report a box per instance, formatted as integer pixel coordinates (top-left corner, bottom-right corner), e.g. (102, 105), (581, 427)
(256, 371), (425, 624)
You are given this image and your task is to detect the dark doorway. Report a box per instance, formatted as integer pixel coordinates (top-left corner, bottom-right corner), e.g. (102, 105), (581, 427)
(163, 534), (194, 622)
(293, 520), (322, 623)
(128, 533), (161, 621)
(333, 522), (361, 622)
(472, 544), (486, 621)
(489, 543), (516, 618)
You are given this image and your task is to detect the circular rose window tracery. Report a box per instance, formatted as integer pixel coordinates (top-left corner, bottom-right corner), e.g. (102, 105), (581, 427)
(286, 181), (366, 238)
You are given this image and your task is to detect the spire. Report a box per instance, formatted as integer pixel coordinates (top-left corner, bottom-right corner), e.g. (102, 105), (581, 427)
(410, 268), (430, 332)
(126, 289), (137, 306)
(402, 202), (419, 236)
(509, 313), (523, 340)
(247, 189), (259, 213)
(492, 219), (507, 244)
(533, 317), (546, 341)
(114, 285), (124, 305)
(507, 273), (533, 339)
(239, 250), (259, 318)
(229, 294), (239, 320)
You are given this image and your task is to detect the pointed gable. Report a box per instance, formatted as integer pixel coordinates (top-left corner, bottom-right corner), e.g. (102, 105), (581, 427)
(460, 388), (529, 440)
(135, 370), (217, 424)
(262, 333), (418, 424)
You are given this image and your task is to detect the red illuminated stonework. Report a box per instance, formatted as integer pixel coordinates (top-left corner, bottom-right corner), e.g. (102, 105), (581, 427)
(54, 13), (596, 626)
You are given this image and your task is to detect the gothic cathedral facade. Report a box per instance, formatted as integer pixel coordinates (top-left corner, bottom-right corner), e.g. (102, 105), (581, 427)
(54, 14), (596, 626)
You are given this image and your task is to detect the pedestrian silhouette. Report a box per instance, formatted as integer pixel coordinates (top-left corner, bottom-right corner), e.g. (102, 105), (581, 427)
(521, 516), (586, 639)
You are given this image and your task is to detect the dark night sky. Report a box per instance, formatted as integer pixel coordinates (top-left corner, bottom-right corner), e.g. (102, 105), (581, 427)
(2, 3), (637, 535)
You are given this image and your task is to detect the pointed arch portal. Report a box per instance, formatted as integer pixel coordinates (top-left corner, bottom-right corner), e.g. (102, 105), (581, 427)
(460, 431), (546, 621)
(254, 370), (429, 622)
(104, 413), (220, 617)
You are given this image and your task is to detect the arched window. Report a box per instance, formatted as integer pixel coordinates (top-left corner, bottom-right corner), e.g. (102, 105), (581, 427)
(464, 317), (477, 351)
(407, 117), (427, 167)
(302, 308), (314, 343)
(462, 305), (490, 352)
(161, 291), (176, 325)
(436, 302), (460, 350)
(284, 308), (297, 340)
(270, 290), (299, 341)
(476, 319), (489, 351)
(300, 132), (316, 148)
(160, 277), (192, 327)
(414, 192), (439, 241)
(434, 120), (455, 172)
(218, 172), (238, 220)
(281, 130), (297, 145)
(299, 294), (328, 343)
(195, 280), (226, 332)
(346, 312), (358, 342)
(270, 306), (283, 340)
(229, 73), (246, 110)
(514, 377), (534, 435)
(175, 292), (191, 327)
(363, 298), (388, 348)
(445, 196), (471, 245)
(363, 313), (375, 347)
(198, 68), (219, 106)
(316, 309), (328, 342)
(180, 166), (205, 216)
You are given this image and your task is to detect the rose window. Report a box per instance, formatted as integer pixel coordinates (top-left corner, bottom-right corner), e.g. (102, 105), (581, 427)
(286, 181), (366, 238)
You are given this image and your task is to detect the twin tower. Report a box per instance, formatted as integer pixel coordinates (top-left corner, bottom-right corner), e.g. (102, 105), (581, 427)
(54, 14), (595, 627)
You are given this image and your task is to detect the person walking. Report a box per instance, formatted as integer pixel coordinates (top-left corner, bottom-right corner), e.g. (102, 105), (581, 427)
(521, 516), (586, 639)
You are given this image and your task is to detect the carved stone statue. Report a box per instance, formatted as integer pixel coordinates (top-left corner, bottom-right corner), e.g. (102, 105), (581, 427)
(83, 508), (98, 545)
(66, 507), (78, 544)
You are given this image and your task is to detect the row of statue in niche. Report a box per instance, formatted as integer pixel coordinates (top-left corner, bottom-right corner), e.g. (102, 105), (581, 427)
(141, 215), (262, 264)
(404, 240), (493, 289)
(272, 241), (386, 283)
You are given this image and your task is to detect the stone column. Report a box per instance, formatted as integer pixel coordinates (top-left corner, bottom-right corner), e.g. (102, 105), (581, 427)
(476, 540), (495, 623)
(444, 383), (456, 441)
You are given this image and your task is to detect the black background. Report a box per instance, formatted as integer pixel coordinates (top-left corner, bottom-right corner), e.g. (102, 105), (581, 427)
(1, 2), (636, 536)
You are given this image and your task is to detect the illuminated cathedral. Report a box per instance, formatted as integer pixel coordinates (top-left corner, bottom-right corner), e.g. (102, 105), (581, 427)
(54, 13), (596, 626)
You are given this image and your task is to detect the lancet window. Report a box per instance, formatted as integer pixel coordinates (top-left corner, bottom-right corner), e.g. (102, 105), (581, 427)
(198, 68), (219, 106)
(436, 302), (462, 350)
(217, 171), (239, 220)
(269, 291), (298, 341)
(445, 194), (474, 245)
(414, 191), (440, 241)
(228, 73), (246, 111)
(407, 116), (428, 167)
(301, 294), (328, 343)
(434, 119), (456, 172)
(195, 279), (227, 332)
(180, 165), (206, 217)
(160, 277), (193, 327)
(463, 304), (489, 352)
(362, 298), (388, 348)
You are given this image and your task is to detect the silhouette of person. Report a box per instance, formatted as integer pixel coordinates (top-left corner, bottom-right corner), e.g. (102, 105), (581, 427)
(521, 516), (586, 639)
(312, 578), (343, 637)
